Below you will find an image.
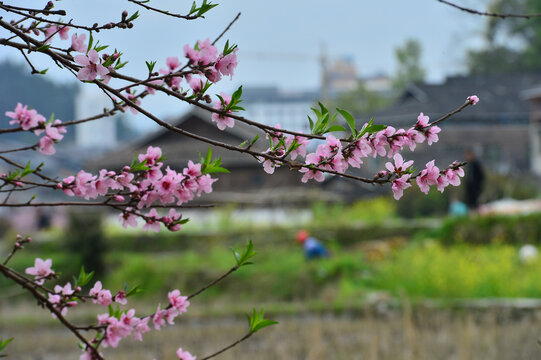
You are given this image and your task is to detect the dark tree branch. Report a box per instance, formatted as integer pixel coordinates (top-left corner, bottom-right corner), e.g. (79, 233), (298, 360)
(437, 0), (541, 19)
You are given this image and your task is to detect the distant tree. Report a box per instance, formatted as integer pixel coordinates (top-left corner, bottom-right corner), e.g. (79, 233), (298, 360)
(392, 39), (426, 91)
(329, 80), (391, 117)
(466, 0), (541, 73)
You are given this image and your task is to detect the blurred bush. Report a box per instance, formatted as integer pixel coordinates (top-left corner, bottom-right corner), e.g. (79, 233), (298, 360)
(436, 213), (541, 246)
(64, 211), (106, 277)
(312, 197), (396, 225)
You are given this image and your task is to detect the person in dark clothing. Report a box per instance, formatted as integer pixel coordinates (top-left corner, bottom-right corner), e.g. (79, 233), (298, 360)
(464, 150), (485, 211)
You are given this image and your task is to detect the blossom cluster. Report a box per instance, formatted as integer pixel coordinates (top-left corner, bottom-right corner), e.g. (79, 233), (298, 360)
(5, 103), (66, 155)
(24, 257), (192, 359)
(58, 146), (217, 231)
(255, 97), (479, 199)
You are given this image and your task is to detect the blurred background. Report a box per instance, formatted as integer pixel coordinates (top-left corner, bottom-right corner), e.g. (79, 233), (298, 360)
(3, 0), (541, 359)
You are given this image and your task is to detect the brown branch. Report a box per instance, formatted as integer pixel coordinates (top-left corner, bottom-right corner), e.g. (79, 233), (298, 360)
(0, 3), (66, 16)
(127, 0), (202, 20)
(0, 3), (131, 32)
(0, 264), (102, 359)
(0, 201), (213, 208)
(188, 266), (238, 300)
(437, 0), (541, 19)
(200, 332), (253, 360)
(212, 12), (241, 46)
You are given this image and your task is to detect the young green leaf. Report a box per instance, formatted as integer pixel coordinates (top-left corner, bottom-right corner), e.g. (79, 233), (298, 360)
(336, 108), (356, 135)
(248, 309), (278, 333)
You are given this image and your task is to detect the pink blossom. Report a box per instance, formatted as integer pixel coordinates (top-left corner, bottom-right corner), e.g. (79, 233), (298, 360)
(467, 95), (479, 105)
(416, 160), (440, 194)
(205, 67), (222, 83)
(416, 112), (430, 127)
(189, 77), (204, 92)
(5, 103), (46, 130)
(436, 175), (449, 193)
(215, 49), (238, 78)
(184, 38), (218, 66)
(196, 175), (217, 196)
(392, 174), (412, 200)
(445, 165), (464, 186)
(119, 210), (138, 228)
(261, 158), (277, 174)
(284, 136), (308, 161)
(103, 317), (132, 348)
(143, 208), (161, 232)
(385, 154), (414, 174)
(176, 348), (197, 360)
(165, 57), (181, 72)
(425, 126), (441, 145)
(25, 258), (54, 284)
(153, 304), (167, 330)
(71, 33), (87, 52)
(138, 146), (162, 166)
(168, 289), (190, 314)
(114, 290), (127, 305)
(54, 282), (75, 296)
(133, 316), (151, 341)
(74, 50), (109, 81)
(38, 136), (56, 155)
(211, 93), (234, 130)
(145, 79), (164, 95)
(44, 25), (68, 42)
(89, 281), (113, 306)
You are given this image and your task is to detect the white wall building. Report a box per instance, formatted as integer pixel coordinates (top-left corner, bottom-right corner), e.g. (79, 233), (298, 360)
(74, 87), (117, 150)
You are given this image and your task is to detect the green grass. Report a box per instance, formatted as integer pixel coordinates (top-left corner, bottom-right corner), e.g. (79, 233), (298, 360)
(6, 239), (541, 307)
(373, 241), (541, 298)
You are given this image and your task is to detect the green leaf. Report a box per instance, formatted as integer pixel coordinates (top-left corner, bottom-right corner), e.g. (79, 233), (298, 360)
(20, 161), (36, 177)
(189, 1), (198, 15)
(145, 60), (156, 73)
(75, 266), (94, 288)
(36, 44), (50, 51)
(248, 309), (278, 333)
(87, 31), (94, 53)
(127, 11), (140, 22)
(307, 115), (314, 131)
(364, 124), (387, 134)
(0, 337), (13, 354)
(326, 125), (347, 133)
(336, 108), (356, 135)
(39, 68), (49, 75)
(204, 146), (212, 166)
(231, 240), (256, 267)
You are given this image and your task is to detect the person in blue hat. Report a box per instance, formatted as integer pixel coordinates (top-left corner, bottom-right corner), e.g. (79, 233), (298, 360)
(296, 230), (329, 260)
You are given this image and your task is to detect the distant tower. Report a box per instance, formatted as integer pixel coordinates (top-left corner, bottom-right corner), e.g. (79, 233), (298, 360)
(74, 87), (117, 150)
(328, 55), (358, 96)
(320, 42), (330, 101)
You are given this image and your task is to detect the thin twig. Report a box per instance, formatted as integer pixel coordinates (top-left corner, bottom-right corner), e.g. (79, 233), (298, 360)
(212, 12), (241, 45)
(200, 332), (253, 360)
(437, 0), (541, 19)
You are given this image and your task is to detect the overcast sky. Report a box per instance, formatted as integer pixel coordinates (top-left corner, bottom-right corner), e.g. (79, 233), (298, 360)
(1, 0), (491, 128)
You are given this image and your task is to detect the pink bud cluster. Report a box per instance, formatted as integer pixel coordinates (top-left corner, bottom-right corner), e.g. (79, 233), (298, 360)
(5, 103), (66, 155)
(258, 112), (441, 183)
(24, 255), (192, 358)
(258, 125), (309, 174)
(48, 282), (78, 317)
(148, 39), (238, 95)
(256, 96), (478, 198)
(184, 38), (238, 83)
(41, 25), (110, 83)
(58, 146), (217, 231)
(212, 93), (234, 130)
(88, 287), (189, 351)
